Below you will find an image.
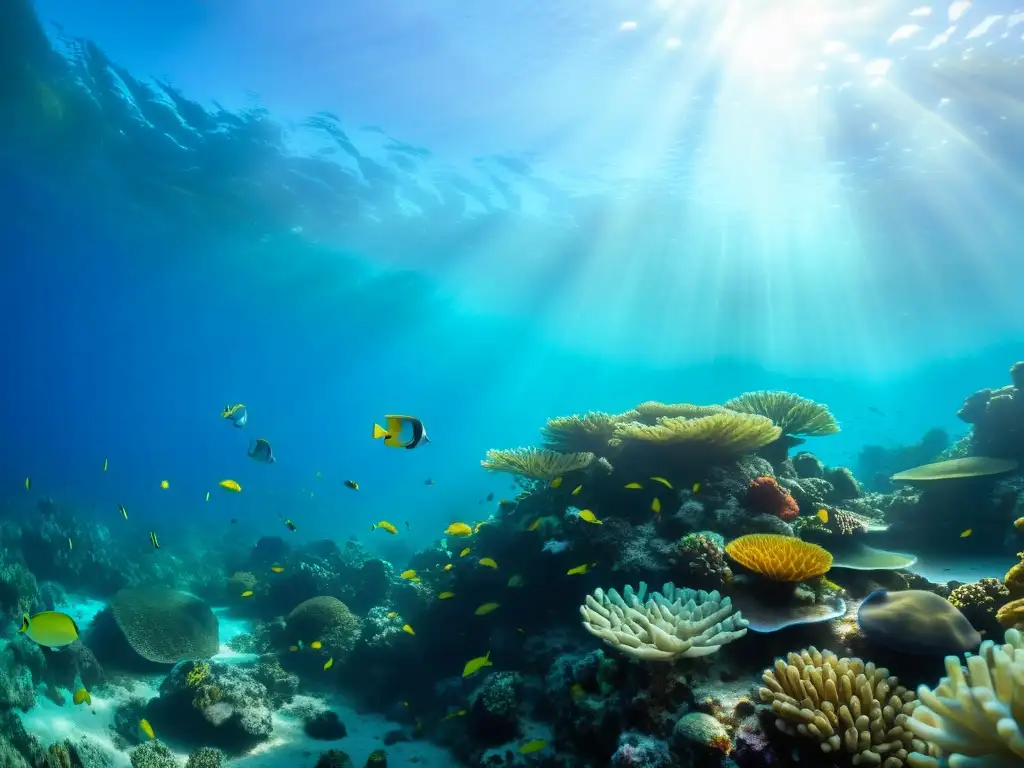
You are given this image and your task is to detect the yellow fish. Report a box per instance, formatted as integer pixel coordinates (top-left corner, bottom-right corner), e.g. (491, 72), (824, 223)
(624, 482), (642, 489)
(118, 504), (128, 520)
(150, 531), (160, 549)
(460, 547), (471, 557)
(373, 414), (429, 449)
(473, 521), (487, 534)
(817, 508), (829, 523)
(567, 563), (596, 576)
(323, 657), (334, 670)
(160, 480), (170, 490)
(475, 602), (500, 616)
(20, 611), (79, 648)
(205, 491), (210, 502)
(442, 709), (467, 721)
(103, 458), (108, 473)
(462, 651), (492, 677)
(692, 482), (701, 493)
(439, 591), (455, 600)
(507, 574), (524, 587)
(218, 479), (241, 492)
(527, 518), (541, 532)
(25, 477), (30, 490)
(650, 477), (672, 489)
(240, 590), (254, 598)
(578, 510), (602, 525)
(68, 538), (72, 550)
(400, 569), (420, 582)
(960, 528), (973, 538)
(443, 563), (453, 571)
(73, 688), (91, 706)
(571, 485), (582, 496)
(271, 565), (285, 573)
(478, 557), (498, 568)
(289, 645), (299, 652)
(1015, 517), (1024, 531)
(402, 624), (416, 636)
(520, 739), (548, 754)
(651, 498), (661, 514)
(140, 719), (155, 740)
(311, 641), (322, 649)
(371, 521), (398, 535)
(444, 522), (473, 536)
(550, 477), (563, 488)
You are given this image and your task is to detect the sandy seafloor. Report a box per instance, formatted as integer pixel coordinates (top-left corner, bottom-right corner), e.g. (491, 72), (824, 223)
(15, 600), (460, 767)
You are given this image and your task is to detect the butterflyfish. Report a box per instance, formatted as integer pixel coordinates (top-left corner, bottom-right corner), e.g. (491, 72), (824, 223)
(462, 651), (492, 677)
(651, 498), (661, 514)
(140, 719), (155, 739)
(160, 480), (169, 490)
(400, 569), (420, 582)
(150, 531), (160, 549)
(445, 522), (472, 536)
(373, 415), (430, 450)
(625, 482), (642, 489)
(103, 458), (108, 473)
(650, 477), (673, 489)
(550, 476), (562, 488)
(371, 521), (398, 534)
(520, 740), (548, 754)
(20, 611), (79, 649)
(222, 404), (247, 428)
(118, 504), (128, 520)
(323, 657), (334, 670)
(240, 590), (254, 598)
(478, 557), (498, 568)
(475, 602), (500, 615)
(459, 547), (471, 557)
(439, 591), (455, 599)
(578, 510), (602, 525)
(344, 480), (359, 490)
(310, 640), (322, 649)
(402, 624), (415, 635)
(219, 479), (242, 492)
(817, 508), (829, 523)
(247, 437), (275, 464)
(527, 518), (541, 532)
(73, 688), (91, 706)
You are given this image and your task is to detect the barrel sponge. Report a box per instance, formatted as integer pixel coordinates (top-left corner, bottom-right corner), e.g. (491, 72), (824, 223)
(111, 587), (219, 664)
(285, 596), (361, 657)
(759, 646), (926, 768)
(906, 628), (1024, 766)
(579, 581), (748, 662)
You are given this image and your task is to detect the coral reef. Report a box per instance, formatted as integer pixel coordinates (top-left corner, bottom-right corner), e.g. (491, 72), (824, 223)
(956, 361), (1024, 462)
(724, 390), (840, 437)
(284, 596), (362, 660)
(745, 476), (800, 521)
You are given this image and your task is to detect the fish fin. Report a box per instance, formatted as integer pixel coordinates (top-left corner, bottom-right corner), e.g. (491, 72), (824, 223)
(373, 423), (390, 440)
(19, 614), (28, 633)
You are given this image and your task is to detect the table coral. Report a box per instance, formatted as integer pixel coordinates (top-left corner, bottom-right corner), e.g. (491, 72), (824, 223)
(724, 390), (840, 437)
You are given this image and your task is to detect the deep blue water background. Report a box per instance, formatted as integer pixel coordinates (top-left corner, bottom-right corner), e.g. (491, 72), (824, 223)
(2, 0), (1023, 557)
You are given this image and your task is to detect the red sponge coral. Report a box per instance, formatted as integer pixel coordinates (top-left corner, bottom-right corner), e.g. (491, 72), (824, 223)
(745, 476), (799, 522)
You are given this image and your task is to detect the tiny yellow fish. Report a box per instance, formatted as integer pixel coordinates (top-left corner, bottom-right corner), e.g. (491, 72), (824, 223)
(289, 645), (299, 652)
(240, 590), (254, 598)
(149, 531), (160, 549)
(475, 602), (500, 616)
(567, 563), (596, 576)
(960, 528), (973, 538)
(323, 657), (334, 670)
(578, 510), (602, 525)
(550, 476), (562, 488)
(460, 547), (471, 557)
(1015, 517), (1024, 531)
(478, 557), (498, 568)
(205, 491), (210, 502)
(118, 504), (128, 520)
(402, 624), (416, 635)
(25, 477), (30, 490)
(507, 574), (524, 588)
(67, 538), (72, 550)
(462, 651), (492, 677)
(650, 476), (673, 489)
(692, 482), (701, 493)
(444, 522), (473, 536)
(651, 498), (661, 514)
(387, 612), (398, 619)
(73, 688), (91, 706)
(140, 719), (155, 740)
(401, 569), (420, 582)
(519, 739), (548, 755)
(310, 640), (322, 649)
(442, 709), (467, 721)
(160, 480), (169, 490)
(817, 508), (829, 524)
(271, 565), (284, 573)
(218, 479), (241, 492)
(439, 591), (455, 600)
(443, 563), (453, 571)
(372, 521), (398, 535)
(103, 458), (108, 473)
(527, 518), (541, 532)
(571, 484), (582, 496)
(624, 482), (642, 489)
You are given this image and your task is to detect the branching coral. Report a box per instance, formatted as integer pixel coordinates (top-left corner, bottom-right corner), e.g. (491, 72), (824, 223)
(480, 447), (594, 480)
(760, 646), (925, 767)
(611, 412), (781, 457)
(725, 534), (832, 582)
(579, 582), (748, 661)
(746, 476), (800, 521)
(725, 390), (840, 437)
(906, 628), (1024, 766)
(541, 412), (623, 454)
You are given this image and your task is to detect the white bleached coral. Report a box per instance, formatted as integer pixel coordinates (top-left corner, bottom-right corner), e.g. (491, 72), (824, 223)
(579, 581), (748, 662)
(906, 627), (1024, 767)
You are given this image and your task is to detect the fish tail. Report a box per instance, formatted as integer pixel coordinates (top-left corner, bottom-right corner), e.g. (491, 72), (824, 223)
(373, 423), (391, 440)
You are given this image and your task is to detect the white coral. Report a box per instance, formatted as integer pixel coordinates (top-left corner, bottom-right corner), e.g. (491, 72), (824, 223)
(907, 628), (1024, 768)
(579, 581), (747, 662)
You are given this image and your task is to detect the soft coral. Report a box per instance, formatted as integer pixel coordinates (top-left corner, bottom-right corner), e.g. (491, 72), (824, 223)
(745, 476), (799, 522)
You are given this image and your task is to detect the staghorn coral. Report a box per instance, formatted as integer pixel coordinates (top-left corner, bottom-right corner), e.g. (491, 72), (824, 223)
(579, 581), (748, 661)
(111, 587), (219, 664)
(725, 534), (833, 582)
(906, 627), (1024, 766)
(725, 390), (840, 437)
(746, 476), (800, 521)
(760, 646), (925, 767)
(480, 447), (594, 480)
(541, 412), (624, 454)
(611, 412), (781, 456)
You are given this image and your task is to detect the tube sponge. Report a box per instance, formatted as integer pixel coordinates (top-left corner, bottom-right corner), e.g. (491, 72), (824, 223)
(906, 628), (1024, 767)
(579, 581), (748, 662)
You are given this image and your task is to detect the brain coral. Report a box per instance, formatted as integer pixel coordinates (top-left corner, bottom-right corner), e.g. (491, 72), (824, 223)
(725, 534), (832, 582)
(285, 597), (361, 657)
(112, 587), (219, 664)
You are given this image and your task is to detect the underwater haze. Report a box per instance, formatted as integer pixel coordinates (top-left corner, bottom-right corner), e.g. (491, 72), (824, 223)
(2, 0), (1024, 766)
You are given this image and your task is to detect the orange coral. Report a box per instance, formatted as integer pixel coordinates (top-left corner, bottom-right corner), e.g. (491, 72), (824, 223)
(724, 534), (832, 582)
(745, 476), (799, 522)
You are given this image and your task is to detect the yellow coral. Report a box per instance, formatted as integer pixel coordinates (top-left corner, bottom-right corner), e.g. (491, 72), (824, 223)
(541, 412), (623, 454)
(611, 412), (781, 456)
(995, 597), (1024, 628)
(480, 447), (594, 480)
(725, 534), (833, 582)
(632, 401), (726, 422)
(724, 390), (839, 437)
(186, 660), (210, 687)
(1005, 553), (1024, 597)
